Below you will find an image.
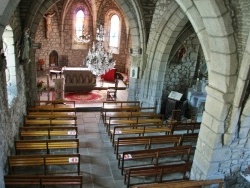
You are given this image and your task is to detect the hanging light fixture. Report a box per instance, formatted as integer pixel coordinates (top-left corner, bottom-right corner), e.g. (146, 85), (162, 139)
(77, 30), (90, 43)
(85, 25), (116, 76)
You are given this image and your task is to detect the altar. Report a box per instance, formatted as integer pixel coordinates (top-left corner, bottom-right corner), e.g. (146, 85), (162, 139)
(62, 67), (96, 92)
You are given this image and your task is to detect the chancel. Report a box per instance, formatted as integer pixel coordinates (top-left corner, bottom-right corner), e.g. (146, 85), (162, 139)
(1, 1), (250, 188)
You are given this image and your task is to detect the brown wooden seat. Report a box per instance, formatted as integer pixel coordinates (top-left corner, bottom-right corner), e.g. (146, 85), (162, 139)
(130, 179), (224, 188)
(4, 175), (83, 188)
(107, 78), (118, 101)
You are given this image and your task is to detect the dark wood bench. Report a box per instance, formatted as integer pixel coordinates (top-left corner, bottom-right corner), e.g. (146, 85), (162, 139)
(124, 162), (192, 188)
(34, 100), (76, 108)
(107, 115), (163, 134)
(19, 126), (78, 139)
(8, 153), (80, 175)
(168, 122), (201, 135)
(118, 145), (191, 175)
(15, 138), (79, 154)
(4, 175), (83, 188)
(103, 107), (157, 122)
(110, 123), (171, 146)
(101, 101), (141, 121)
(114, 134), (183, 159)
(25, 114), (77, 120)
(28, 110), (76, 116)
(130, 179), (224, 188)
(24, 118), (77, 126)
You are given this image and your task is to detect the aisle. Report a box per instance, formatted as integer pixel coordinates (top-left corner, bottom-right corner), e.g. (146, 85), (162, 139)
(78, 112), (126, 188)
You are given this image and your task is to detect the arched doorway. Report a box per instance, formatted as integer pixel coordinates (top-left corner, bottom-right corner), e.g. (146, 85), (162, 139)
(49, 50), (58, 67)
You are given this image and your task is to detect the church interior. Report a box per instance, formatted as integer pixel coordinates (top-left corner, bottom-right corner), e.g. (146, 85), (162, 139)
(1, 0), (250, 187)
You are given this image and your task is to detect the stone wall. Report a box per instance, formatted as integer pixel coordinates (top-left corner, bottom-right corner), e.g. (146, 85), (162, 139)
(161, 35), (200, 116)
(35, 0), (129, 73)
(0, 9), (27, 187)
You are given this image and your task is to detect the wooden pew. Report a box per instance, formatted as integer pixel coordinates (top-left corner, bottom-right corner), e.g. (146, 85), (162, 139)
(4, 175), (83, 188)
(110, 123), (171, 146)
(27, 110), (76, 116)
(19, 126), (78, 139)
(15, 139), (79, 155)
(25, 114), (77, 120)
(130, 179), (224, 188)
(114, 134), (182, 159)
(118, 145), (191, 175)
(124, 162), (192, 188)
(181, 133), (199, 155)
(8, 153), (80, 175)
(34, 100), (76, 108)
(28, 107), (76, 115)
(168, 122), (201, 135)
(101, 101), (141, 121)
(106, 115), (163, 134)
(24, 118), (77, 126)
(103, 106), (157, 122)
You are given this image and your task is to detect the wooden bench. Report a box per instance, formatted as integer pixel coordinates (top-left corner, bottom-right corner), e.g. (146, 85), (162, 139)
(24, 118), (77, 126)
(4, 175), (83, 188)
(101, 101), (141, 121)
(114, 134), (183, 159)
(34, 100), (76, 108)
(130, 179), (224, 188)
(15, 138), (79, 154)
(25, 114), (77, 120)
(124, 162), (192, 188)
(106, 115), (163, 134)
(110, 123), (171, 146)
(8, 153), (80, 175)
(27, 110), (76, 116)
(118, 145), (191, 175)
(19, 126), (78, 139)
(168, 122), (201, 135)
(28, 105), (76, 113)
(103, 107), (157, 122)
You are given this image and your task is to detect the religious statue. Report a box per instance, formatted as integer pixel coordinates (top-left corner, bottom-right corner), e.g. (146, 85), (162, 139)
(43, 12), (55, 39)
(21, 28), (32, 62)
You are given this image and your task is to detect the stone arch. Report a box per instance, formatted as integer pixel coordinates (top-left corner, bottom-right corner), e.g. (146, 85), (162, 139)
(140, 0), (237, 180)
(140, 2), (189, 107)
(228, 30), (250, 145)
(49, 50), (58, 67)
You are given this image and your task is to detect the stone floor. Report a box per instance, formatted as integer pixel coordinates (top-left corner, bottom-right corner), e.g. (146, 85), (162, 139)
(77, 111), (126, 188)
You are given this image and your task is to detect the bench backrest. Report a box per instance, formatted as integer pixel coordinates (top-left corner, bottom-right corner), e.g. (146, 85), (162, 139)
(19, 126), (78, 139)
(24, 119), (77, 126)
(102, 101), (140, 108)
(125, 163), (192, 187)
(25, 114), (77, 120)
(15, 138), (79, 154)
(8, 153), (80, 175)
(130, 179), (224, 188)
(120, 145), (191, 175)
(4, 175), (83, 188)
(28, 107), (76, 114)
(115, 134), (182, 158)
(34, 100), (76, 108)
(169, 122), (201, 135)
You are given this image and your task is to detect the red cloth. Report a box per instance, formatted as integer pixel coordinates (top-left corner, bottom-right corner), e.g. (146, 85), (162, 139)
(101, 68), (116, 82)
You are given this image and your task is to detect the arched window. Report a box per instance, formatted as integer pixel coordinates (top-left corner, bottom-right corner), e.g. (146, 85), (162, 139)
(75, 10), (85, 40)
(3, 25), (17, 107)
(109, 14), (120, 48)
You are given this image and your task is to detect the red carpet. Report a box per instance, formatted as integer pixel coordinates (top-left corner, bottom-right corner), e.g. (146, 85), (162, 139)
(53, 90), (107, 103)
